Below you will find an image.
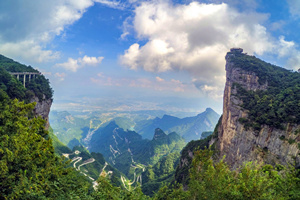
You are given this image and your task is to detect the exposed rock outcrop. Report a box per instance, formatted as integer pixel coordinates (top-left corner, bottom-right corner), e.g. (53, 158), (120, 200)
(217, 49), (299, 169)
(30, 95), (52, 129)
(175, 48), (300, 187)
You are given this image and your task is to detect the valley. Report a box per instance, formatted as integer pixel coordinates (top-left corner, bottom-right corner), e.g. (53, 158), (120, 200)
(50, 108), (219, 149)
(49, 107), (219, 193)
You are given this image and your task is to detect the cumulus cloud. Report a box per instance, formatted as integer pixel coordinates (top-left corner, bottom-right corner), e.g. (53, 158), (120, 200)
(56, 55), (104, 72)
(0, 40), (60, 63)
(0, 0), (95, 63)
(120, 1), (300, 99)
(276, 36), (300, 70)
(205, 0), (258, 10)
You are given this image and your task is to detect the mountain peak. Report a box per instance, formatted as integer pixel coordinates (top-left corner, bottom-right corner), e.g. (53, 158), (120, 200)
(205, 108), (214, 112)
(161, 114), (179, 120)
(153, 128), (167, 140)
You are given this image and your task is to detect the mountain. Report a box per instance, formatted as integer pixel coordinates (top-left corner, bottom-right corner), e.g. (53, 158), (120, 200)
(49, 110), (104, 149)
(89, 122), (185, 179)
(49, 110), (171, 149)
(175, 48), (300, 186)
(135, 108), (220, 141)
(174, 118), (221, 187)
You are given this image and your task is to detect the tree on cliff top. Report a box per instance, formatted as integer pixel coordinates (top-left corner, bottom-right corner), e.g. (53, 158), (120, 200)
(0, 54), (53, 101)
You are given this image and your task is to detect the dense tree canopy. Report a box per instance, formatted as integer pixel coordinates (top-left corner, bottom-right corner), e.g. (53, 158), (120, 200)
(155, 149), (300, 200)
(0, 54), (53, 101)
(229, 52), (300, 129)
(0, 99), (91, 199)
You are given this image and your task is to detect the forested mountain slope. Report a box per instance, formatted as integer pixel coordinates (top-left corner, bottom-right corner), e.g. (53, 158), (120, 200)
(0, 55), (93, 199)
(0, 55), (137, 199)
(89, 122), (185, 178)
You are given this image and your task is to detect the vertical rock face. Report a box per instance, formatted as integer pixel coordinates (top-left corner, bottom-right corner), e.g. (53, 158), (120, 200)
(218, 49), (299, 169)
(30, 96), (52, 129)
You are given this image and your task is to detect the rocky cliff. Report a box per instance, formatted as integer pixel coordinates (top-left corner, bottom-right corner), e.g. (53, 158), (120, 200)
(175, 48), (300, 186)
(30, 96), (52, 129)
(217, 48), (300, 169)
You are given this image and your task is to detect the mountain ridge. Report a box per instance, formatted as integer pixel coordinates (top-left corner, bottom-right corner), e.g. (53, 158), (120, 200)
(89, 121), (186, 179)
(135, 108), (220, 141)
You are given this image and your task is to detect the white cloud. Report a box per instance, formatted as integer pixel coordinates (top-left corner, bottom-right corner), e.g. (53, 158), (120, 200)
(0, 40), (60, 63)
(206, 0), (258, 10)
(94, 0), (125, 10)
(0, 0), (95, 63)
(120, 17), (133, 40)
(120, 1), (300, 99)
(276, 36), (300, 70)
(156, 76), (164, 82)
(278, 36), (295, 57)
(56, 55), (104, 72)
(287, 53), (300, 70)
(287, 0), (300, 17)
(54, 72), (66, 81)
(269, 20), (286, 31)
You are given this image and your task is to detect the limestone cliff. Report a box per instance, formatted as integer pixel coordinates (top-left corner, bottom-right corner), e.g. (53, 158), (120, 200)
(175, 48), (300, 186)
(217, 48), (300, 169)
(30, 95), (52, 129)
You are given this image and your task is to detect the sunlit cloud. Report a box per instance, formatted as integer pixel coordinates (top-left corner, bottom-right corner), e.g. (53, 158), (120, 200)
(56, 55), (104, 72)
(94, 0), (125, 10)
(120, 1), (300, 99)
(0, 0), (95, 63)
(54, 72), (66, 81)
(156, 76), (164, 82)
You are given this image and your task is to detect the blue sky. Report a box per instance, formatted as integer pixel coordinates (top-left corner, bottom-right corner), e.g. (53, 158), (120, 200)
(0, 0), (300, 115)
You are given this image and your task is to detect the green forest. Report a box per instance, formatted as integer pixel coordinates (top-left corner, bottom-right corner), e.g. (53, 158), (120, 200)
(0, 54), (53, 102)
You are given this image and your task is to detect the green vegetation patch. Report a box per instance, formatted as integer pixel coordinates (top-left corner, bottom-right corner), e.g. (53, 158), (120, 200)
(0, 54), (53, 102)
(229, 52), (300, 129)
